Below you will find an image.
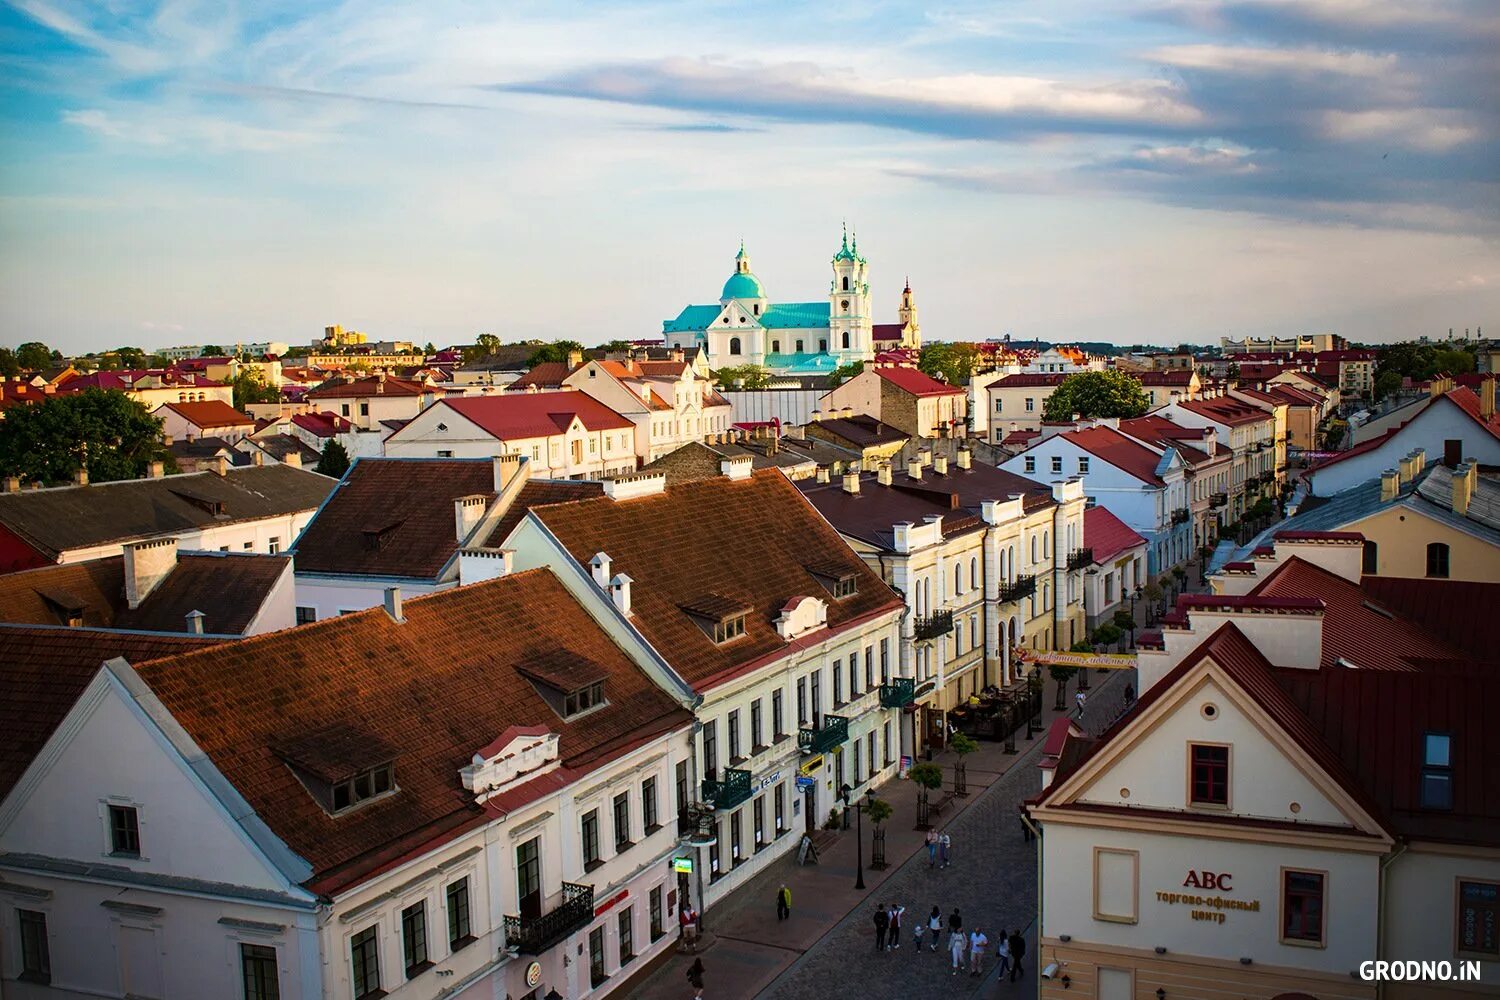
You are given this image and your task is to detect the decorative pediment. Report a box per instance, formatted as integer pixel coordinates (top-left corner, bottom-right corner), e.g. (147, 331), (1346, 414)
(459, 725), (561, 804)
(775, 595), (828, 640)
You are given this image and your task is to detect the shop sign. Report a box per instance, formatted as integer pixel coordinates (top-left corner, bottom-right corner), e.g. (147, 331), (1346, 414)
(753, 769), (782, 793)
(594, 888), (629, 917)
(798, 755), (824, 776)
(525, 962), (542, 988)
(1155, 869), (1259, 925)
(672, 857), (694, 873)
(1033, 651), (1136, 671)
(795, 776), (815, 790)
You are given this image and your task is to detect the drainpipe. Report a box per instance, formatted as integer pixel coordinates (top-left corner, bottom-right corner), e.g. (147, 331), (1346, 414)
(981, 522), (992, 687)
(1376, 841), (1407, 1000)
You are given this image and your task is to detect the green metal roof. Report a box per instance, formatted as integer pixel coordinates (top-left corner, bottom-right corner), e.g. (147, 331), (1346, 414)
(663, 304), (722, 333)
(721, 271), (767, 300)
(760, 302), (831, 328)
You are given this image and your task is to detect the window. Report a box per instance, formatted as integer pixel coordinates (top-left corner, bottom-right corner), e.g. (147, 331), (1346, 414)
(446, 878), (473, 949)
(582, 809), (601, 869)
(613, 792), (632, 849)
(810, 672), (821, 724)
(1051, 456), (1063, 474)
(1189, 743), (1230, 806)
(709, 823), (722, 875)
(1281, 870), (1326, 945)
(750, 700), (763, 750)
(796, 677), (807, 724)
(883, 720), (892, 765)
(401, 900), (430, 977)
(731, 809), (743, 860)
(350, 926), (381, 999)
(1361, 540), (1377, 574)
(243, 541), (254, 550)
(995, 398), (1003, 413)
(650, 884), (665, 941)
(18, 909), (49, 983)
(831, 576), (857, 598)
(833, 665), (843, 705)
(848, 653), (858, 697)
(868, 731), (876, 776)
(775, 782), (786, 832)
(109, 803), (141, 856)
(865, 647), (874, 691)
(727, 709), (742, 761)
(754, 796), (766, 846)
(1024, 456), (1035, 474)
(1421, 732), (1453, 809)
(437, 450), (453, 458)
(729, 337), (742, 356)
(880, 638), (889, 684)
(241, 943), (278, 1000)
(295, 606), (316, 625)
(675, 760), (688, 815)
(619, 906), (634, 963)
(1025, 397), (1035, 412)
(642, 776), (659, 832)
(589, 926), (606, 987)
(332, 763), (394, 813)
(771, 340), (780, 353)
(819, 339), (827, 352)
(796, 339), (804, 353)
(713, 615), (746, 643)
(772, 690), (785, 737)
(1426, 542), (1450, 578)
(564, 681), (605, 718)
(702, 720), (717, 777)
(1079, 457), (1090, 474)
(842, 331), (850, 349)
(1457, 880), (1499, 957)
(341, 404), (351, 417)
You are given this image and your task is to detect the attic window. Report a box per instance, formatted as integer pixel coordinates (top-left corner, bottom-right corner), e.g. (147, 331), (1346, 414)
(681, 593), (752, 643)
(713, 615), (747, 644)
(273, 727), (400, 817)
(170, 489), (227, 517)
(565, 681), (606, 718)
(333, 764), (395, 813)
(1420, 732), (1453, 810)
(806, 562), (859, 600)
(362, 519), (405, 551)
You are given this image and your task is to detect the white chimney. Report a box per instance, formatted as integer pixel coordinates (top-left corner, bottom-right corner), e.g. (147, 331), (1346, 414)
(610, 573), (633, 616)
(955, 449), (972, 470)
(933, 454), (948, 475)
(123, 538), (178, 609)
(816, 466), (831, 484)
(842, 472), (860, 495)
(720, 456), (753, 481)
(590, 551), (612, 588)
(148, 461), (165, 479)
(185, 609), (205, 634)
(454, 494), (488, 543)
(877, 464), (893, 487)
(907, 459), (923, 481)
(383, 586), (404, 623)
(283, 451), (301, 469)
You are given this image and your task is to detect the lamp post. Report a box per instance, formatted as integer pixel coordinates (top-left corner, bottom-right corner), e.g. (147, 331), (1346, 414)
(843, 784), (874, 890)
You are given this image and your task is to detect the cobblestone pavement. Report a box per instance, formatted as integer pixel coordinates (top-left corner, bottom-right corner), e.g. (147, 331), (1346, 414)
(756, 669), (1135, 1000)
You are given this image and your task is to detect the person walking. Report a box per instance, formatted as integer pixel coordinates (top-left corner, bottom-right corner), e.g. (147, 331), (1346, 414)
(1075, 689), (1087, 718)
(1008, 929), (1026, 981)
(969, 927), (988, 976)
(927, 906), (943, 952)
(686, 957), (705, 990)
(775, 884), (791, 921)
(939, 831), (952, 869)
(888, 903), (904, 950)
(948, 924), (967, 975)
(873, 904), (890, 951)
(912, 913), (926, 954)
(925, 829), (938, 867)
(995, 928), (1012, 979)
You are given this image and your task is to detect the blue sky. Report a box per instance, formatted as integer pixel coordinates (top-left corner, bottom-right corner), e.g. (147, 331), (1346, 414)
(1, 0), (1496, 353)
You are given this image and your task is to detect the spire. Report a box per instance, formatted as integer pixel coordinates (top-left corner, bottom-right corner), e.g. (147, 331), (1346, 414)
(851, 227), (858, 257)
(904, 275), (911, 293)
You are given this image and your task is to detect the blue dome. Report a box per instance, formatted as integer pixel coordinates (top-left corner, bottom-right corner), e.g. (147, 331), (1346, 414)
(721, 271), (766, 300)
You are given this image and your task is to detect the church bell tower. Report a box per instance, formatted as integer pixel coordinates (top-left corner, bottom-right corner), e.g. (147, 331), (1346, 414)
(829, 224), (873, 363)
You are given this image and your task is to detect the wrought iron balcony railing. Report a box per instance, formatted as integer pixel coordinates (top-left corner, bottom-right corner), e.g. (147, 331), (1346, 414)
(702, 767), (752, 811)
(1066, 547), (1093, 571)
(798, 714), (849, 755)
(879, 677), (915, 708)
(1209, 492), (1228, 509)
(1171, 507), (1191, 525)
(504, 882), (594, 955)
(912, 610), (954, 641)
(997, 574), (1036, 604)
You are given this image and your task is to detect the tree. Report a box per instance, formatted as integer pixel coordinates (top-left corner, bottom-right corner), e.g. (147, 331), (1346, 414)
(1049, 664), (1078, 710)
(15, 342), (54, 371)
(1112, 608), (1135, 632)
(1225, 362), (1241, 381)
(1092, 623), (1124, 650)
(907, 762), (943, 793)
(713, 364), (773, 389)
(461, 334), (502, 364)
(597, 339), (631, 353)
(1373, 370), (1403, 400)
(423, 342), (437, 356)
(0, 348), (18, 377)
(526, 339), (585, 367)
(1042, 370), (1150, 422)
(199, 345), (225, 357)
(0, 388), (175, 485)
(917, 342), (981, 387)
(827, 361), (864, 388)
(866, 797), (893, 828)
(950, 731), (978, 759)
(231, 370), (280, 410)
(315, 440), (351, 478)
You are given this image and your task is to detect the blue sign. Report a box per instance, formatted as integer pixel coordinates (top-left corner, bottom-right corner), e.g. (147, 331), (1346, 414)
(795, 776), (815, 790)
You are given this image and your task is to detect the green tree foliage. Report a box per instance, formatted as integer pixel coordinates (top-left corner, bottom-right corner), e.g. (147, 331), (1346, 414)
(949, 732), (979, 758)
(917, 342), (981, 387)
(199, 345), (225, 357)
(1373, 370), (1403, 400)
(907, 762), (944, 791)
(1092, 623), (1124, 648)
(0, 388), (175, 484)
(0, 348), (19, 377)
(1042, 370), (1150, 421)
(827, 361), (864, 388)
(461, 333), (502, 364)
(231, 370), (280, 410)
(1375, 341), (1476, 390)
(423, 342), (438, 355)
(713, 364), (774, 389)
(526, 339), (586, 367)
(15, 342), (56, 370)
(865, 797), (893, 827)
(598, 339), (632, 353)
(315, 440), (351, 478)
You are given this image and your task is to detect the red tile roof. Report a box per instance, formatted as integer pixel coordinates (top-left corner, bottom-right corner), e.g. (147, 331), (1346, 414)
(533, 469), (903, 689)
(157, 399), (254, 428)
(290, 411), (355, 438)
(482, 479), (605, 547)
(305, 375), (435, 399)
(1064, 426), (1169, 485)
(133, 569), (691, 892)
(1176, 396), (1271, 427)
(992, 373), (1067, 388)
(1138, 370), (1194, 385)
(874, 366), (965, 397)
(438, 392), (634, 440)
(1083, 506), (1147, 565)
(510, 361), (575, 389)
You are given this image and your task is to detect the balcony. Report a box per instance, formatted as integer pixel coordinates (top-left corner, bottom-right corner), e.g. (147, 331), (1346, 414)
(997, 574), (1036, 604)
(879, 677), (915, 708)
(504, 882), (594, 955)
(1171, 507), (1191, 525)
(912, 610), (954, 642)
(1209, 492), (1228, 509)
(1066, 547), (1093, 571)
(702, 767), (752, 811)
(798, 714), (849, 755)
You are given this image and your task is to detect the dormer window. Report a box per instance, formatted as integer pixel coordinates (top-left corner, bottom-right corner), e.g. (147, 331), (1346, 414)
(333, 764), (394, 812)
(274, 726), (400, 816)
(1420, 732), (1453, 809)
(565, 681), (606, 718)
(518, 653), (610, 720)
(713, 615), (747, 643)
(806, 562), (859, 600)
(681, 594), (752, 644)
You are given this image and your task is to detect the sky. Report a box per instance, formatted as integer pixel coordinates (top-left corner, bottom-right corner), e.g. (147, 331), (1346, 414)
(1, 0), (1497, 354)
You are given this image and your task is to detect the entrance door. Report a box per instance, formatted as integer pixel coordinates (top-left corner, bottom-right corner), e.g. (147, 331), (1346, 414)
(517, 836), (542, 919)
(803, 784), (816, 834)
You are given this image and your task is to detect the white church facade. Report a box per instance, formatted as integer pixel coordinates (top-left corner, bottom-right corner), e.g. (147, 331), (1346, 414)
(663, 230), (917, 375)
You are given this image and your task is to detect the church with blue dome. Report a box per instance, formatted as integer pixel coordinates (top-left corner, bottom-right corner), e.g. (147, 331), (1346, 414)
(663, 228), (915, 375)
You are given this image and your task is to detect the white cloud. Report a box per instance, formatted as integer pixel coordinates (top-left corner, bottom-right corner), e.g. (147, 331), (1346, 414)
(1322, 108), (1479, 151)
(1148, 43), (1399, 79)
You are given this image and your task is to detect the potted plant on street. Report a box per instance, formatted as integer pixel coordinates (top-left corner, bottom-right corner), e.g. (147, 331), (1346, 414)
(867, 796), (894, 869)
(908, 762), (943, 829)
(949, 731), (978, 797)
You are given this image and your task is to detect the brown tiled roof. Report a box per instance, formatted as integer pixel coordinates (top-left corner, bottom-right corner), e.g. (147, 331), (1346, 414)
(0, 466), (335, 561)
(0, 553), (288, 635)
(292, 458), (498, 579)
(305, 375), (435, 399)
(808, 415), (909, 449)
(532, 469), (903, 688)
(481, 479), (605, 548)
(133, 569), (691, 892)
(0, 626), (222, 798)
(157, 400), (255, 428)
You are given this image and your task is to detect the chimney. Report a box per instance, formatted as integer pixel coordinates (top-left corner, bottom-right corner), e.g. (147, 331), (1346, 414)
(816, 466), (831, 484)
(73, 467), (88, 487)
(1482, 377), (1496, 420)
(907, 458), (923, 481)
(955, 448), (972, 470)
(1397, 452), (1416, 486)
(123, 538), (178, 609)
(590, 551), (612, 588)
(252, 450), (264, 466)
(842, 471), (861, 495)
(933, 454), (948, 475)
(383, 586), (404, 623)
(1452, 462), (1474, 516)
(283, 451), (302, 469)
(455, 494), (488, 542)
(567, 349), (583, 368)
(162, 434), (173, 446)
(610, 573), (633, 616)
(1380, 469), (1400, 502)
(212, 455), (229, 476)
(185, 609), (205, 634)
(720, 456), (753, 481)
(148, 460), (165, 479)
(877, 463), (893, 487)
(2, 475), (18, 493)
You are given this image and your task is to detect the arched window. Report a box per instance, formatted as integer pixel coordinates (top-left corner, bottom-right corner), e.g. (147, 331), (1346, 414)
(953, 562), (962, 596)
(729, 337), (742, 356)
(970, 556), (978, 588)
(1043, 530), (1049, 557)
(819, 339), (828, 353)
(796, 340), (805, 353)
(1362, 540), (1378, 575)
(1426, 542), (1450, 578)
(754, 304), (760, 316)
(771, 340), (780, 354)
(842, 276), (850, 291)
(1043, 582), (1051, 611)
(1030, 535), (1037, 564)
(842, 331), (850, 349)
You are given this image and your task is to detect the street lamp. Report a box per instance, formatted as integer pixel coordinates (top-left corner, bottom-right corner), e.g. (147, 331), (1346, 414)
(843, 784), (876, 890)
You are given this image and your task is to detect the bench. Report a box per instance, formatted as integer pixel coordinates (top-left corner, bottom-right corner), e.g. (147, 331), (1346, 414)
(929, 792), (958, 818)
